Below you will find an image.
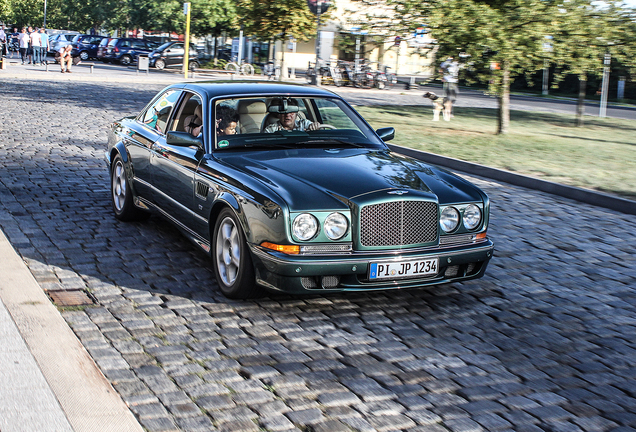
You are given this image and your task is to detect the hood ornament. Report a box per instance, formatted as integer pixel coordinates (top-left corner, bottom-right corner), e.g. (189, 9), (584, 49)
(388, 190), (409, 195)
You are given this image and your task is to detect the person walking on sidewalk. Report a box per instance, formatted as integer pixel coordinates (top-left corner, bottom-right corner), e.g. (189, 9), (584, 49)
(0, 27), (6, 57)
(10, 28), (19, 58)
(30, 27), (42, 65)
(18, 28), (29, 64)
(39, 28), (49, 64)
(58, 44), (72, 73)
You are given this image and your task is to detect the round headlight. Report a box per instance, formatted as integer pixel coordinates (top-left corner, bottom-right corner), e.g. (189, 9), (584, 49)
(324, 212), (348, 240)
(292, 213), (318, 241)
(440, 207), (460, 233)
(463, 204), (482, 230)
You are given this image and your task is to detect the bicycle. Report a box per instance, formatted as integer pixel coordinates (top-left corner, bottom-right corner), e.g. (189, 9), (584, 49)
(225, 61), (255, 76)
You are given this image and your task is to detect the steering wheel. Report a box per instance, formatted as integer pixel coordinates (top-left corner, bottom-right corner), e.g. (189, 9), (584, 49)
(318, 124), (336, 130)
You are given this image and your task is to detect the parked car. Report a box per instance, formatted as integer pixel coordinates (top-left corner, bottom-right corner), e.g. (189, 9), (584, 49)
(103, 37), (158, 65)
(148, 41), (199, 70)
(106, 83), (494, 299)
(48, 33), (79, 55)
(71, 34), (108, 61)
(96, 37), (112, 61)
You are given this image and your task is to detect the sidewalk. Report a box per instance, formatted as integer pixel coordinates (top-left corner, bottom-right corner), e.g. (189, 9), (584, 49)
(0, 229), (143, 432)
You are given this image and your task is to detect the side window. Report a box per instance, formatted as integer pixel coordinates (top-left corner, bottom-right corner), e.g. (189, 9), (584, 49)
(169, 92), (203, 136)
(170, 44), (185, 55)
(132, 40), (146, 49)
(140, 89), (181, 134)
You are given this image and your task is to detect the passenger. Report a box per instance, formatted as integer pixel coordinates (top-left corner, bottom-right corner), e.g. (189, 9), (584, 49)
(216, 106), (239, 136)
(184, 105), (203, 137)
(264, 98), (321, 132)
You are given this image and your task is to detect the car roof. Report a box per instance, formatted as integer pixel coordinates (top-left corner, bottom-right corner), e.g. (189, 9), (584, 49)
(170, 82), (340, 99)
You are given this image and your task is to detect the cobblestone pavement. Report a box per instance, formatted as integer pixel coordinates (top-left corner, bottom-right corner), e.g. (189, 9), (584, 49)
(1, 78), (636, 432)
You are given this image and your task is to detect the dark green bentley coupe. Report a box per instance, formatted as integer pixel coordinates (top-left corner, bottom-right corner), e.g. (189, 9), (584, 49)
(107, 82), (494, 298)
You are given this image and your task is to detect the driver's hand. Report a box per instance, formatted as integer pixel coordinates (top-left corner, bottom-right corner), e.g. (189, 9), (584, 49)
(306, 122), (321, 131)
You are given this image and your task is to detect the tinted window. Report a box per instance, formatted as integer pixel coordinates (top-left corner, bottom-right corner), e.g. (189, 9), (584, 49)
(107, 39), (118, 47)
(131, 40), (147, 49)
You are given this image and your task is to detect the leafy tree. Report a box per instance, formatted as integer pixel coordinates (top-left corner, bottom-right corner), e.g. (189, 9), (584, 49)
(551, 0), (636, 126)
(427, 0), (557, 134)
(238, 0), (323, 79)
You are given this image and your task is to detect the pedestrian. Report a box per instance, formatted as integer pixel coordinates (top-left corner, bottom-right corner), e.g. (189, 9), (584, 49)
(0, 27), (6, 57)
(10, 28), (19, 58)
(439, 56), (460, 114)
(30, 27), (42, 65)
(39, 28), (49, 64)
(27, 26), (34, 64)
(59, 44), (73, 73)
(18, 28), (29, 64)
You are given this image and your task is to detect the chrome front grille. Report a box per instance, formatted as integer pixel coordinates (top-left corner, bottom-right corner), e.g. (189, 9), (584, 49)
(360, 201), (438, 247)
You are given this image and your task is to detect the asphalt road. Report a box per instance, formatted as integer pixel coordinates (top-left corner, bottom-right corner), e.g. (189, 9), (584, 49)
(1, 76), (636, 432)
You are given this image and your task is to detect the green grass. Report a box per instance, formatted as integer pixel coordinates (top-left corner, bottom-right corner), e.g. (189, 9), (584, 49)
(357, 105), (636, 200)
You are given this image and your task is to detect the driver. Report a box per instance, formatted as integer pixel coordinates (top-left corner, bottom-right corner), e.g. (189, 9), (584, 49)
(264, 98), (321, 133)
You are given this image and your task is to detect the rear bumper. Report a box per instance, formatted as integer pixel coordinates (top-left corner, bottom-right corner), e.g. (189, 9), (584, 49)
(249, 239), (494, 294)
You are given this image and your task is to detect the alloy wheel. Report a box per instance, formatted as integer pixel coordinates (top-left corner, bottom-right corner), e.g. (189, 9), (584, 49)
(215, 216), (241, 286)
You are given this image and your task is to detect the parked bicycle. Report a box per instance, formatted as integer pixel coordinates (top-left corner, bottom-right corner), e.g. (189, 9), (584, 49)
(306, 60), (342, 86)
(225, 61), (255, 76)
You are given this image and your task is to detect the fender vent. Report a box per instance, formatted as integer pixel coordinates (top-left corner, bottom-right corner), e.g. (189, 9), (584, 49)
(196, 182), (209, 199)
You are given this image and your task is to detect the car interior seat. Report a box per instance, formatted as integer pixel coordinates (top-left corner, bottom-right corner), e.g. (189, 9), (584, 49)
(237, 99), (267, 134)
(175, 99), (200, 132)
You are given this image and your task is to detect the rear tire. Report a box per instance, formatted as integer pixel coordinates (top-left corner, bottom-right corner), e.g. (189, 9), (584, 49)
(189, 61), (199, 71)
(212, 208), (258, 299)
(79, 51), (89, 61)
(110, 155), (148, 221)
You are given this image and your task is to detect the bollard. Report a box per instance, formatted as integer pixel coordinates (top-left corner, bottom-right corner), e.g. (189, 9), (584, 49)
(90, 64), (94, 74)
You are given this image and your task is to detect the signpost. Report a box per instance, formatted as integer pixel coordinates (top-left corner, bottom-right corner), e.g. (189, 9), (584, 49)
(183, 2), (191, 78)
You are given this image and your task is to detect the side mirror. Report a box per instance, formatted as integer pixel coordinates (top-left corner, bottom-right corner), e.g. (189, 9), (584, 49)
(166, 131), (203, 149)
(376, 127), (395, 142)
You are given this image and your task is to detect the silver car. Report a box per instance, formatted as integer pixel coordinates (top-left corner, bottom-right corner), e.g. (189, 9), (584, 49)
(48, 33), (79, 55)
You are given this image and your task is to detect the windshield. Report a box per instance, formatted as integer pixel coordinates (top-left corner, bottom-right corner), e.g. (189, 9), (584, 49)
(212, 96), (387, 151)
(156, 42), (173, 52)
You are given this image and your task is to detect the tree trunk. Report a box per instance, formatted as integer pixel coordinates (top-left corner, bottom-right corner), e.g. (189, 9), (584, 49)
(497, 68), (510, 134)
(576, 75), (587, 127)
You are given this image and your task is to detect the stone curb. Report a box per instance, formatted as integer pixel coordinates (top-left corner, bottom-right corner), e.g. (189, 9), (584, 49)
(388, 144), (636, 216)
(0, 230), (144, 432)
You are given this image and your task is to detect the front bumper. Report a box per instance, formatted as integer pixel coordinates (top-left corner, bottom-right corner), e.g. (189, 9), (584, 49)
(249, 239), (494, 294)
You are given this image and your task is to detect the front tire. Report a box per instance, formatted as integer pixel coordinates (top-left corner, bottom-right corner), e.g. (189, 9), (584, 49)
(154, 59), (165, 70)
(189, 61), (199, 71)
(212, 208), (258, 299)
(79, 51), (89, 61)
(110, 155), (147, 221)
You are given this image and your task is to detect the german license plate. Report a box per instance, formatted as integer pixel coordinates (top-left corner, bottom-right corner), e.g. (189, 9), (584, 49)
(369, 258), (439, 280)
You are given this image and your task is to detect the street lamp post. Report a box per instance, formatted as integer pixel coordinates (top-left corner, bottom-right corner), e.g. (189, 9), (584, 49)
(599, 53), (610, 118)
(542, 36), (552, 96)
(313, 1), (322, 85)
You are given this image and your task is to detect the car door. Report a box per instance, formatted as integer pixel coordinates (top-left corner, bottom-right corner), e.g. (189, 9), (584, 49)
(129, 89), (181, 202)
(150, 91), (205, 229)
(165, 43), (185, 67)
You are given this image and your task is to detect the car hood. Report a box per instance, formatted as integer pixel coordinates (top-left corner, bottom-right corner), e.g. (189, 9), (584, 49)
(214, 148), (484, 210)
